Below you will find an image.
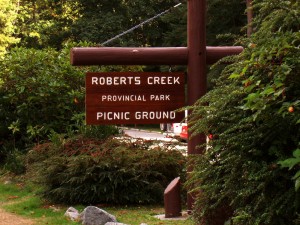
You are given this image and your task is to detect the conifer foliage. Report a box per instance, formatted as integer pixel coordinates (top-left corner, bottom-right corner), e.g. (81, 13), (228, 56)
(26, 136), (186, 205)
(188, 0), (300, 224)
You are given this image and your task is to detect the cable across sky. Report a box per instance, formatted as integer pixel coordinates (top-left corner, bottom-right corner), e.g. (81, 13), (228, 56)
(101, 3), (182, 46)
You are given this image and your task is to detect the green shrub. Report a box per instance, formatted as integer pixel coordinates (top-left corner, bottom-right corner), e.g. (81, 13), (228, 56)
(69, 113), (120, 139)
(2, 149), (26, 175)
(0, 43), (144, 163)
(26, 136), (186, 205)
(187, 0), (300, 224)
(0, 46), (85, 150)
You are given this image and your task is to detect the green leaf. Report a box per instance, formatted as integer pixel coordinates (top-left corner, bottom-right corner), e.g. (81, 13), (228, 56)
(293, 100), (300, 106)
(262, 87), (275, 96)
(293, 149), (300, 158)
(245, 92), (259, 102)
(213, 144), (222, 152)
(278, 158), (300, 170)
(295, 178), (300, 192)
(274, 88), (284, 97)
(293, 170), (300, 180)
(229, 73), (241, 79)
(244, 84), (256, 92)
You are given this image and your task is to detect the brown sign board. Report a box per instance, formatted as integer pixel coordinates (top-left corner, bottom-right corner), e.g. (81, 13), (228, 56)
(86, 72), (186, 125)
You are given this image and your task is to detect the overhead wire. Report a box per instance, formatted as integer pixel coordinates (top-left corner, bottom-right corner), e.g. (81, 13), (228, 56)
(101, 3), (182, 46)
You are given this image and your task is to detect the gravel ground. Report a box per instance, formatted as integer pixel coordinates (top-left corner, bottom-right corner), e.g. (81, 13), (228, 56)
(0, 207), (35, 225)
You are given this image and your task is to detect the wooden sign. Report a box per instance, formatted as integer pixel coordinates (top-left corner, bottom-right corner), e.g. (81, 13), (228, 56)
(86, 72), (185, 125)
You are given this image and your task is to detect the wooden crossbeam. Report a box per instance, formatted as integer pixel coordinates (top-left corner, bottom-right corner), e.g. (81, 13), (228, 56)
(71, 46), (243, 66)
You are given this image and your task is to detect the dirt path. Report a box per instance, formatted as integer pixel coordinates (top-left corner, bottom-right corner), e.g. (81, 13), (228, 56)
(0, 207), (36, 225)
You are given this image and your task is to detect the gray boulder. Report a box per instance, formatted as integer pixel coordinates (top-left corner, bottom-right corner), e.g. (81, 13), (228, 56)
(64, 207), (80, 221)
(105, 223), (128, 225)
(80, 206), (117, 225)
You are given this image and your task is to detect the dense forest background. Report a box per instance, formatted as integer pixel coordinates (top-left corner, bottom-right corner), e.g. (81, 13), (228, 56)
(1, 1), (299, 225)
(0, 0), (247, 150)
(0, 0), (246, 51)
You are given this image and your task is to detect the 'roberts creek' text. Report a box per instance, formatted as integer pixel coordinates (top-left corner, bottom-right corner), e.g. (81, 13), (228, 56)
(91, 76), (181, 85)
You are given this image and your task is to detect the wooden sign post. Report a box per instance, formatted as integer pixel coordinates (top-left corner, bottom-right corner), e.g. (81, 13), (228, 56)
(71, 0), (244, 219)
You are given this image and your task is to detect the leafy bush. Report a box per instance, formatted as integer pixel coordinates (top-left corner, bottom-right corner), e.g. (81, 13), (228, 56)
(0, 46), (85, 151)
(26, 136), (186, 205)
(69, 113), (120, 139)
(0, 42), (137, 163)
(187, 0), (300, 224)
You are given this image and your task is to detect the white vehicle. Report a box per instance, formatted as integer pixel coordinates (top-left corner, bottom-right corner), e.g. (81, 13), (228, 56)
(160, 123), (184, 137)
(172, 123), (185, 136)
(160, 110), (188, 137)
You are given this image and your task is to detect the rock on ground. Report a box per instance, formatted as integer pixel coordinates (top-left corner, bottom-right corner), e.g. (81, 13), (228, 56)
(64, 207), (80, 221)
(80, 206), (117, 225)
(105, 223), (128, 225)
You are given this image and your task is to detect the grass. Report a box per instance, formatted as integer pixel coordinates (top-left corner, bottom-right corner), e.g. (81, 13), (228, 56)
(0, 175), (194, 225)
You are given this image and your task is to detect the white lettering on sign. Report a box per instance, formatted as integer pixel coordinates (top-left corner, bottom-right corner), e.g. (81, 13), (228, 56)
(100, 95), (172, 102)
(147, 76), (180, 85)
(135, 111), (176, 120)
(87, 72), (185, 124)
(91, 76), (181, 85)
(150, 95), (170, 101)
(96, 111), (176, 121)
(92, 76), (141, 85)
(101, 95), (146, 102)
(97, 112), (130, 120)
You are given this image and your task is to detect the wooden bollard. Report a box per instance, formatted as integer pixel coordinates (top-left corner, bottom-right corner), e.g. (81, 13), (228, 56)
(164, 177), (182, 218)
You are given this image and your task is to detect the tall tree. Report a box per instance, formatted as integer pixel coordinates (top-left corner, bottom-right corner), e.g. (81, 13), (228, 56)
(15, 0), (81, 49)
(0, 0), (19, 56)
(206, 0), (247, 45)
(70, 0), (126, 46)
(70, 0), (178, 47)
(11, 0), (248, 49)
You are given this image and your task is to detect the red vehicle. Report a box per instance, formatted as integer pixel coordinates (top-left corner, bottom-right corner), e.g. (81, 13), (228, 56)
(179, 123), (188, 141)
(180, 125), (213, 148)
